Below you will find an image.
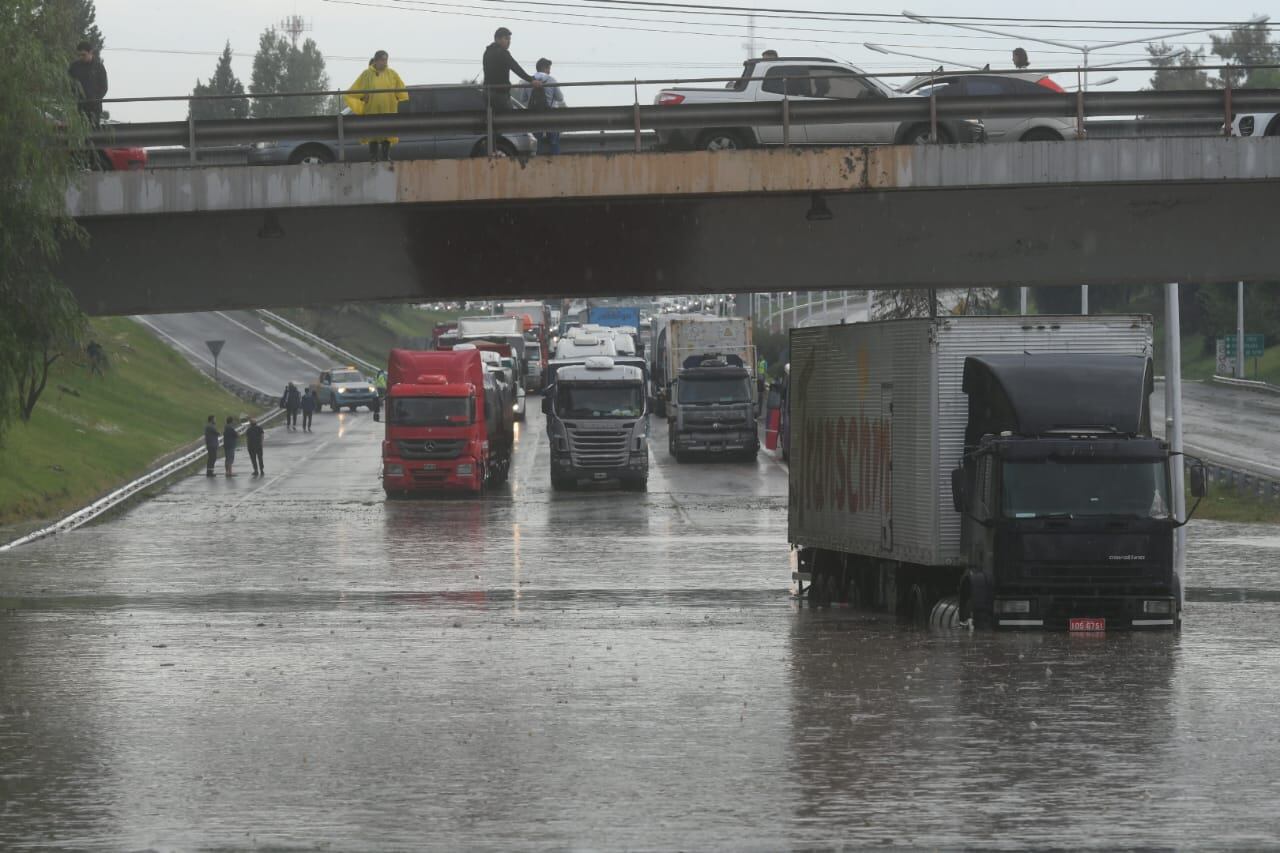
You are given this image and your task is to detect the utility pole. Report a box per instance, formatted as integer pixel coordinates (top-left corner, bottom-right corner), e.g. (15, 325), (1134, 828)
(1237, 281), (1246, 379)
(1164, 283), (1186, 591)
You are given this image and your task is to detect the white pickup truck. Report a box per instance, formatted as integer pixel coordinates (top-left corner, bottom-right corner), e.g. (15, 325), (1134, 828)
(654, 56), (984, 151)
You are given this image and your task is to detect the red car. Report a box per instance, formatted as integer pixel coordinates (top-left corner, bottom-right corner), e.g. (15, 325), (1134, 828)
(100, 145), (147, 171)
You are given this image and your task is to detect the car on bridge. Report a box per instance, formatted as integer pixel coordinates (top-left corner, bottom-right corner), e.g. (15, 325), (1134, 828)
(1231, 111), (1280, 138)
(313, 367), (379, 412)
(248, 84), (538, 165)
(653, 56), (985, 151)
(899, 72), (1077, 143)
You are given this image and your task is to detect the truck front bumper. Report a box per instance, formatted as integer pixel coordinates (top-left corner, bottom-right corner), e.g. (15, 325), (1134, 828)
(383, 456), (483, 494)
(675, 429), (759, 453)
(553, 451), (648, 483)
(992, 592), (1178, 630)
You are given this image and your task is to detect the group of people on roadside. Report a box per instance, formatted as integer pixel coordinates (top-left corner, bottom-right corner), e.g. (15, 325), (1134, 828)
(346, 27), (567, 160)
(279, 382), (318, 431)
(204, 415), (264, 478)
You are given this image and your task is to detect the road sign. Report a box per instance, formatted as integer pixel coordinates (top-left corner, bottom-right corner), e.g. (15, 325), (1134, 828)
(206, 340), (225, 380)
(1221, 334), (1265, 358)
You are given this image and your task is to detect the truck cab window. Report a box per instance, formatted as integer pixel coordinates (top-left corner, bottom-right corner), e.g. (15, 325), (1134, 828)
(762, 66), (811, 96)
(811, 71), (870, 100)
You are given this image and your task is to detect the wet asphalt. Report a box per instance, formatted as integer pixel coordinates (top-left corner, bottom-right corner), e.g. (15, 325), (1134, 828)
(2, 405), (1280, 850)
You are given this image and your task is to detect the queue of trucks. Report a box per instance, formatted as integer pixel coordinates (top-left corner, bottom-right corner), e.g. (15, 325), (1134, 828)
(377, 301), (1201, 631)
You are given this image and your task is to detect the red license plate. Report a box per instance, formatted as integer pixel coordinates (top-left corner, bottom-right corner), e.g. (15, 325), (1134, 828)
(1069, 617), (1106, 632)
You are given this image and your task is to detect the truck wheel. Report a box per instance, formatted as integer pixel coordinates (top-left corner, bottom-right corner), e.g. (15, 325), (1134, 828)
(740, 448), (759, 463)
(551, 471), (572, 491)
(697, 129), (749, 152)
(623, 476), (647, 492)
(929, 596), (962, 629)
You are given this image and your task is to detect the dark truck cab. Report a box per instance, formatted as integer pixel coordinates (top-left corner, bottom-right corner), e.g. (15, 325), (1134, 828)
(953, 354), (1204, 630)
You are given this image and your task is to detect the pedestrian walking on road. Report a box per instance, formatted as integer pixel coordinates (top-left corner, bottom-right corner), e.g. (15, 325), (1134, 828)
(483, 27), (541, 114)
(69, 40), (108, 128)
(223, 416), (238, 476)
(301, 387), (317, 432)
(282, 382), (301, 430)
(246, 417), (265, 476)
(345, 50), (408, 162)
(203, 415), (219, 477)
(526, 58), (566, 155)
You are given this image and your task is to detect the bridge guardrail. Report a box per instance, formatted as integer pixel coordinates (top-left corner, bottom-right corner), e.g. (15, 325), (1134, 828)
(257, 310), (381, 375)
(82, 62), (1280, 162)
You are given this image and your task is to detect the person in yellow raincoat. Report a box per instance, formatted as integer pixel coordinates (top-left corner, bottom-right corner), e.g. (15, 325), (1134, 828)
(345, 51), (407, 162)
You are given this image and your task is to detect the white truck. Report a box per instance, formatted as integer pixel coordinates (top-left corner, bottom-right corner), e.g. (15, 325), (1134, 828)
(542, 356), (651, 491)
(650, 316), (755, 417)
(654, 56), (986, 151)
(788, 315), (1206, 630)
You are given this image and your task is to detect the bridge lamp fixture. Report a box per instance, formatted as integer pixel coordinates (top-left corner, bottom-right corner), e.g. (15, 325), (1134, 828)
(258, 211), (285, 239)
(806, 193), (833, 222)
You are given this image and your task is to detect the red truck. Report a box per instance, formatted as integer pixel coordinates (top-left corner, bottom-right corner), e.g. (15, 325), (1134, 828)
(381, 348), (513, 496)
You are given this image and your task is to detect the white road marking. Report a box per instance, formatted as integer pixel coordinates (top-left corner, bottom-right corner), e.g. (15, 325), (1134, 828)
(214, 311), (327, 372)
(133, 316), (270, 395)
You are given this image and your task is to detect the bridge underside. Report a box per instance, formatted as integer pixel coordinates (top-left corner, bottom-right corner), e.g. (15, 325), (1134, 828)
(59, 143), (1280, 315)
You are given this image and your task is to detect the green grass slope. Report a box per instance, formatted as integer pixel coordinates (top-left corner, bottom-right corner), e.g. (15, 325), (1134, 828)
(0, 317), (250, 525)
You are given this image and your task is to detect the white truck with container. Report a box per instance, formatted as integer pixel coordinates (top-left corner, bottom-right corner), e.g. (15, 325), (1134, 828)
(542, 356), (651, 491)
(649, 316), (754, 417)
(788, 315), (1206, 630)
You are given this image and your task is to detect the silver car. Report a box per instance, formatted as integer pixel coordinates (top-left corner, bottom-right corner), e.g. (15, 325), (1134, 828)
(248, 84), (538, 165)
(903, 72), (1079, 142)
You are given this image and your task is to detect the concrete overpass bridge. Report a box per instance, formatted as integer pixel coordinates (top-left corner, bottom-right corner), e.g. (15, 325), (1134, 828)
(64, 137), (1280, 316)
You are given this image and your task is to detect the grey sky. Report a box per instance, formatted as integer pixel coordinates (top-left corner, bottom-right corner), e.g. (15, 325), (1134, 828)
(96, 0), (1270, 121)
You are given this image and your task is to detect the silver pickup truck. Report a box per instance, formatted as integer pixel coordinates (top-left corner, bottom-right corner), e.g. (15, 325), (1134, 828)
(654, 56), (984, 151)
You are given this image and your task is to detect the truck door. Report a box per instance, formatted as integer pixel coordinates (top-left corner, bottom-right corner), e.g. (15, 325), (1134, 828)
(880, 384), (894, 551)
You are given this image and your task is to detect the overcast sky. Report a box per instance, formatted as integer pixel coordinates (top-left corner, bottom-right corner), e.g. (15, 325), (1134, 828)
(95, 0), (1271, 121)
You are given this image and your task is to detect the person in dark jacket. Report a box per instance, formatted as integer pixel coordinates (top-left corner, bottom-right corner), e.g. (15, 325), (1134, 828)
(69, 41), (108, 127)
(1012, 47), (1030, 69)
(281, 382), (302, 430)
(246, 417), (265, 476)
(223, 416), (239, 476)
(483, 27), (540, 112)
(301, 387), (317, 432)
(203, 415), (219, 477)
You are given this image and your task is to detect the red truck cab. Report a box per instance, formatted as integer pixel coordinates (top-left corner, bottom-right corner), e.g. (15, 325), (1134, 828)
(382, 349), (490, 496)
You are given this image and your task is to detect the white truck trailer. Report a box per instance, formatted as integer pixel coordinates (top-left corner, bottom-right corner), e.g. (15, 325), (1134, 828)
(788, 314), (1205, 630)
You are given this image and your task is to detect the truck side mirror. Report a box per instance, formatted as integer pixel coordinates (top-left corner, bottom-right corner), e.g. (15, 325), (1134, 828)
(1189, 464), (1208, 498)
(541, 396), (551, 415)
(950, 468), (967, 513)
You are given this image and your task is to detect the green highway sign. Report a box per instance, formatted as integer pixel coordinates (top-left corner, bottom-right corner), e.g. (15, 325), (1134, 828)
(1222, 334), (1265, 358)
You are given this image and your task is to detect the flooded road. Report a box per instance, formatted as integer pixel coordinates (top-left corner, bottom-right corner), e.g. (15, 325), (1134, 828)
(2, 405), (1279, 849)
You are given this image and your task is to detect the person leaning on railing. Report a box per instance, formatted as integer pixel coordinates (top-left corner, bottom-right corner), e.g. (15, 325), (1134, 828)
(345, 50), (407, 162)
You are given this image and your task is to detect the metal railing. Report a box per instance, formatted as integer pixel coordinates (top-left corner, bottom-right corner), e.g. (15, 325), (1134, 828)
(82, 62), (1280, 162)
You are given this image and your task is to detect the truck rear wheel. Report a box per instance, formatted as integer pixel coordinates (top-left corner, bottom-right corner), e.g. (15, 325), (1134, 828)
(551, 471), (573, 491)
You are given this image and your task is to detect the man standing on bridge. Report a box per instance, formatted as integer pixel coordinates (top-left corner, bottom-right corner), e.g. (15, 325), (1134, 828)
(69, 41), (108, 128)
(203, 415), (219, 477)
(483, 27), (541, 114)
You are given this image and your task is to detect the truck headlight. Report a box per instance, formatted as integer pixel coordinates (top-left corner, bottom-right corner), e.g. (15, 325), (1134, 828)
(385, 464), (404, 477)
(456, 464), (473, 476)
(337, 387), (346, 394)
(1143, 599), (1173, 615)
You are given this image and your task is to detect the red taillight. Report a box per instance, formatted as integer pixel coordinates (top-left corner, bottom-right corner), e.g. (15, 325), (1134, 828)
(656, 92), (686, 106)
(1037, 77), (1065, 93)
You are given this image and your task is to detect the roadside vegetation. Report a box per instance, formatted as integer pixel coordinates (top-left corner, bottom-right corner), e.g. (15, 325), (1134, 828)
(271, 304), (465, 366)
(1190, 483), (1280, 525)
(0, 318), (248, 527)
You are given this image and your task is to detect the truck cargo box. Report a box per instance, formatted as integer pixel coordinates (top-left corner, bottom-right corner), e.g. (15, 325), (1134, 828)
(787, 315), (1154, 567)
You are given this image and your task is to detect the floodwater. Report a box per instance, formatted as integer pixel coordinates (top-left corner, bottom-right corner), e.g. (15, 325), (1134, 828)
(2, 408), (1279, 850)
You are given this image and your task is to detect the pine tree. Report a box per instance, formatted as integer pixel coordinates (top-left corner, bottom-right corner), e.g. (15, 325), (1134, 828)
(1146, 43), (1214, 91)
(249, 27), (330, 118)
(190, 42), (248, 120)
(1212, 21), (1280, 89)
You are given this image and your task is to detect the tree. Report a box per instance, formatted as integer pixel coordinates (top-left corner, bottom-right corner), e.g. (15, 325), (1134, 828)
(1146, 42), (1214, 91)
(0, 0), (90, 440)
(191, 42), (249, 120)
(1211, 20), (1279, 89)
(69, 0), (103, 52)
(249, 27), (330, 118)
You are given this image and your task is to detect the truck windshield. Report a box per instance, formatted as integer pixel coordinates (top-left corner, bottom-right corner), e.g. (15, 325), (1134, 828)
(557, 385), (643, 418)
(679, 377), (751, 405)
(389, 397), (472, 426)
(1002, 460), (1171, 520)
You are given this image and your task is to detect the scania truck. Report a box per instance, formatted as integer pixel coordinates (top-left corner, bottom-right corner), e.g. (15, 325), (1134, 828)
(542, 356), (650, 491)
(381, 348), (513, 496)
(788, 315), (1205, 630)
